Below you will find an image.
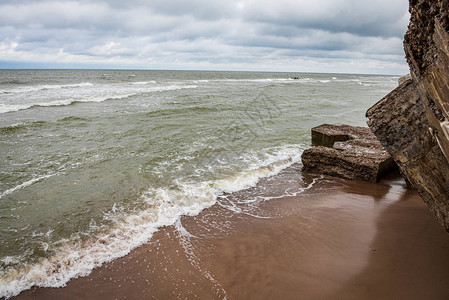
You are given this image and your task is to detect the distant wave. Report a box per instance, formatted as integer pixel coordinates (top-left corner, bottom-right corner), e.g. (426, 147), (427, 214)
(222, 78), (295, 83)
(0, 82), (94, 95)
(58, 116), (89, 123)
(210, 77), (336, 84)
(0, 79), (27, 85)
(130, 81), (157, 85)
(0, 121), (48, 134)
(142, 104), (219, 118)
(355, 81), (374, 87)
(0, 174), (54, 200)
(0, 118), (91, 134)
(0, 95), (127, 114)
(0, 85), (197, 114)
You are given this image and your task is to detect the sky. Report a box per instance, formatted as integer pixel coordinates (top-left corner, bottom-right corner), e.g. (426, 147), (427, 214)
(0, 0), (411, 74)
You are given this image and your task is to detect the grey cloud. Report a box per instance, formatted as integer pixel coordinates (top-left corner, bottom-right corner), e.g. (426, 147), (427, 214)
(242, 0), (409, 38)
(0, 0), (410, 74)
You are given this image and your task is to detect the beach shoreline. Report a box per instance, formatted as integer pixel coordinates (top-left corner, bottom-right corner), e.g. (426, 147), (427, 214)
(13, 165), (449, 299)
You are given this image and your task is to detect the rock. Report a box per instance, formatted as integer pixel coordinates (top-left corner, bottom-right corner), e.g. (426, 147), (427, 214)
(302, 124), (396, 183)
(366, 0), (449, 232)
(312, 123), (356, 147)
(398, 73), (411, 85)
(366, 79), (429, 164)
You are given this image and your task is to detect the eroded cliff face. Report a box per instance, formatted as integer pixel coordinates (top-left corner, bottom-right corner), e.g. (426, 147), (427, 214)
(367, 0), (449, 231)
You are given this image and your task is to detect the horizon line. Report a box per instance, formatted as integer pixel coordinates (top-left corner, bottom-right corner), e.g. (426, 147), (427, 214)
(0, 68), (405, 77)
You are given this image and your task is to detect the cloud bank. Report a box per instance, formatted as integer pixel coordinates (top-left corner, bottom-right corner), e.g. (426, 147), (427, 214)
(0, 0), (410, 74)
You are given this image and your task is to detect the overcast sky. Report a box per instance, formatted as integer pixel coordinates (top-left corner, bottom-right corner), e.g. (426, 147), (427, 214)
(0, 0), (410, 74)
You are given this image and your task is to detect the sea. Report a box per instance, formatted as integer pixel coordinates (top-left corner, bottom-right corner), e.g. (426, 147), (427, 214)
(0, 69), (398, 298)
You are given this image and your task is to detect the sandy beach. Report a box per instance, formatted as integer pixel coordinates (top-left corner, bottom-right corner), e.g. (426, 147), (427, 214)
(12, 165), (449, 299)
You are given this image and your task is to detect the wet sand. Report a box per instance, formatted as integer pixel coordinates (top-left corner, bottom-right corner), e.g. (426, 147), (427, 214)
(14, 165), (449, 299)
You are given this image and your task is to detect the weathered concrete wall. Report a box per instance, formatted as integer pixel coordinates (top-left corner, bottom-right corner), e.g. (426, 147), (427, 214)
(367, 0), (449, 232)
(302, 124), (395, 183)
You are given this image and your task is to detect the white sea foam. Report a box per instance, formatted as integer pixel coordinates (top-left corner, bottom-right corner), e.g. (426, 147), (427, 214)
(0, 175), (54, 200)
(212, 78), (295, 83)
(0, 104), (32, 114)
(130, 81), (156, 85)
(174, 218), (227, 297)
(213, 147), (302, 194)
(0, 144), (303, 299)
(255, 175), (323, 201)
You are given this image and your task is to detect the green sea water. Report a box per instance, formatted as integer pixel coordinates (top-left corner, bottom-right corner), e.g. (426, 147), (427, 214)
(0, 70), (398, 297)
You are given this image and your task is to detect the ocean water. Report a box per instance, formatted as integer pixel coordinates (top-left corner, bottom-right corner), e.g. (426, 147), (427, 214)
(0, 70), (398, 297)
